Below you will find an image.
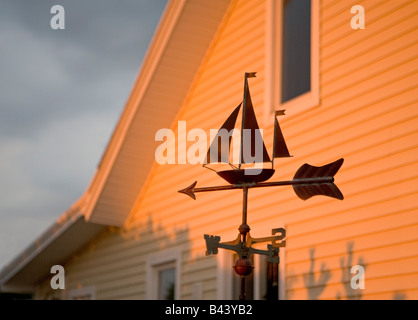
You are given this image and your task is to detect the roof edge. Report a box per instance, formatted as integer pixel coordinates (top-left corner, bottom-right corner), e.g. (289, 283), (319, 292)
(82, 0), (186, 223)
(0, 197), (86, 290)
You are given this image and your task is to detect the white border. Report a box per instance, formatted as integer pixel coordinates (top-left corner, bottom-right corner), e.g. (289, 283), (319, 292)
(279, 242), (286, 300)
(216, 249), (234, 300)
(146, 247), (182, 300)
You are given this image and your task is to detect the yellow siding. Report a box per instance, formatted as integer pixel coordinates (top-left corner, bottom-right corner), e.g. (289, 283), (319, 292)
(284, 0), (418, 299)
(36, 0), (418, 300)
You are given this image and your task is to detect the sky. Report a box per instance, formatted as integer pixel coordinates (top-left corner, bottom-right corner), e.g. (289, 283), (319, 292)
(0, 0), (168, 271)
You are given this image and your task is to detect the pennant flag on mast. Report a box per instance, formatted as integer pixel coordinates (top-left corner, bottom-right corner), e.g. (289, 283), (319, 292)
(245, 72), (257, 78)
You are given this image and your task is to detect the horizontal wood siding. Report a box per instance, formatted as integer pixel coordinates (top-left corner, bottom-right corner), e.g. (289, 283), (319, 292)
(283, 0), (418, 299)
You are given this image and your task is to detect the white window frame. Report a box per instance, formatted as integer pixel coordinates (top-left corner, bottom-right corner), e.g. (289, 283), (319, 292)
(146, 247), (182, 300)
(216, 249), (234, 300)
(68, 286), (96, 300)
(191, 282), (203, 300)
(265, 0), (320, 122)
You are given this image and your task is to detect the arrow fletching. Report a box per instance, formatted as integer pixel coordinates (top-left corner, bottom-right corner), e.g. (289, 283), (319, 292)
(293, 158), (344, 200)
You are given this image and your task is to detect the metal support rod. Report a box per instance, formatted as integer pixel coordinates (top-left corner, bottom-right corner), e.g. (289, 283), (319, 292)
(241, 186), (248, 240)
(238, 75), (249, 170)
(239, 186), (249, 300)
(239, 276), (246, 300)
(272, 115), (277, 169)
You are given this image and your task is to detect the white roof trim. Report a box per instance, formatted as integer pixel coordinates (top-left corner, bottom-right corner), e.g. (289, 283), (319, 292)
(83, 0), (187, 223)
(0, 197), (105, 293)
(83, 0), (231, 226)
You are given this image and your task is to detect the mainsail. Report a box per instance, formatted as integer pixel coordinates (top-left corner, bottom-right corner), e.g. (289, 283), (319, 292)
(204, 103), (241, 164)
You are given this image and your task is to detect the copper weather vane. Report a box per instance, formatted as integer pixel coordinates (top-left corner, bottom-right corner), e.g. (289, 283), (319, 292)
(178, 72), (344, 300)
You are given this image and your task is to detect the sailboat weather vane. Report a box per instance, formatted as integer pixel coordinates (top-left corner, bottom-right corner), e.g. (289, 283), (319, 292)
(178, 72), (344, 300)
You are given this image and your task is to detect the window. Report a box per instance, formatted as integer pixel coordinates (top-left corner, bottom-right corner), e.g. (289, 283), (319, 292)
(157, 264), (176, 300)
(257, 255), (281, 300)
(281, 0), (311, 103)
(146, 248), (181, 300)
(68, 286), (96, 300)
(265, 0), (319, 120)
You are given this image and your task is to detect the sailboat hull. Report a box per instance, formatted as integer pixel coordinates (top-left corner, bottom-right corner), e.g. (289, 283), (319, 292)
(217, 169), (275, 184)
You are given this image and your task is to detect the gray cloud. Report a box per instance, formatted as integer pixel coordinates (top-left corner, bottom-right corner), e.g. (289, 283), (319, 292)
(0, 0), (167, 270)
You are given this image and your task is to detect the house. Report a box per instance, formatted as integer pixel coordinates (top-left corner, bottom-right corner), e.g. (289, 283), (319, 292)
(1, 0), (417, 300)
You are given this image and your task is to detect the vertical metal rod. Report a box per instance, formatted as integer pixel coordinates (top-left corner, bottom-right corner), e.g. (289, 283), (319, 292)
(239, 75), (249, 170)
(272, 115), (277, 169)
(240, 186), (249, 300)
(239, 276), (246, 300)
(241, 186), (249, 242)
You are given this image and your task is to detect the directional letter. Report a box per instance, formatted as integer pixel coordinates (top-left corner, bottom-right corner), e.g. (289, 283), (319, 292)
(50, 265), (65, 289)
(50, 5), (65, 30)
(204, 235), (221, 255)
(351, 5), (365, 30)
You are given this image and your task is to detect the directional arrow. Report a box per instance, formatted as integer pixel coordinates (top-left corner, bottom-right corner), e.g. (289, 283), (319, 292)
(179, 158), (344, 201)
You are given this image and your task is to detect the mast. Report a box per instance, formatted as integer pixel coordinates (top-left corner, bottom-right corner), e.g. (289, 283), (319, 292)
(238, 72), (271, 169)
(272, 113), (277, 169)
(239, 72), (256, 169)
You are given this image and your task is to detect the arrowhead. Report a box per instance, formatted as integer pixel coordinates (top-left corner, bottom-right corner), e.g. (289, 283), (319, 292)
(178, 181), (197, 200)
